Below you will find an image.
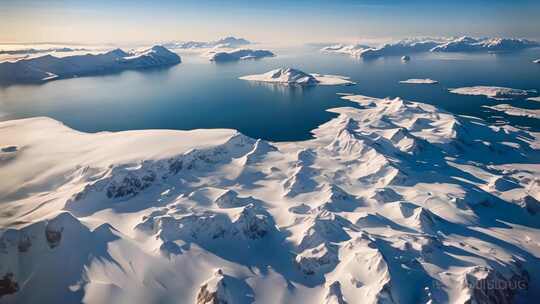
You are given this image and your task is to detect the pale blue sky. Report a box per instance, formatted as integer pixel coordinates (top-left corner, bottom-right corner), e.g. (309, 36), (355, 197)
(2, 0), (539, 45)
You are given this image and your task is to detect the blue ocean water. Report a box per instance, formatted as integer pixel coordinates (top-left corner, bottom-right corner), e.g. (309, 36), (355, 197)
(1, 47), (539, 141)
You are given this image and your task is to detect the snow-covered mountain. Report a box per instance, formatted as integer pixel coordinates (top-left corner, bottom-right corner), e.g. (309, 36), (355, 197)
(1, 93), (539, 303)
(0, 45), (181, 84)
(431, 37), (539, 52)
(322, 36), (540, 59)
(239, 67), (355, 86)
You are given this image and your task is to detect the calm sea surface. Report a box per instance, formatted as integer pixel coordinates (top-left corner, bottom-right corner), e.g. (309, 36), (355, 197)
(1, 47), (539, 141)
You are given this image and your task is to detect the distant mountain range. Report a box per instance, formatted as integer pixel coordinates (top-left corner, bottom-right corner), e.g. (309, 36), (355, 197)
(322, 36), (540, 58)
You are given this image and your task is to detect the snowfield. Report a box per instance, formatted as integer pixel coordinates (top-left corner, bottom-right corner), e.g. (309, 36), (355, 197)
(449, 86), (537, 100)
(1, 94), (540, 303)
(239, 68), (355, 86)
(321, 36), (540, 59)
(0, 45), (181, 84)
(399, 79), (439, 85)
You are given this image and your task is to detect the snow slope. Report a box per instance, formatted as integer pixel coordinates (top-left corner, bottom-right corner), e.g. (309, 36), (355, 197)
(239, 68), (355, 86)
(0, 45), (181, 84)
(1, 94), (540, 303)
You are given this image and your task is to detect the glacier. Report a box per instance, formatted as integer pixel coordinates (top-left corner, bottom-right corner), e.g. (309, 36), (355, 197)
(1, 93), (539, 303)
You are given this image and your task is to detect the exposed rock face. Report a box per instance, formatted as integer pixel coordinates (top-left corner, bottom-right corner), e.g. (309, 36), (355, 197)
(196, 283), (227, 304)
(159, 241), (182, 257)
(462, 266), (529, 304)
(0, 273), (18, 297)
(232, 204), (274, 240)
(296, 243), (339, 275)
(105, 171), (156, 199)
(324, 281), (348, 304)
(16, 233), (31, 253)
(45, 219), (65, 248)
(518, 195), (540, 215)
(214, 190), (253, 209)
(196, 269), (253, 304)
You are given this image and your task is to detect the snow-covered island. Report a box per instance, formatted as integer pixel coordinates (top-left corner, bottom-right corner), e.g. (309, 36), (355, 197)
(399, 78), (439, 84)
(1, 93), (540, 303)
(0, 45), (181, 84)
(322, 36), (540, 59)
(239, 67), (355, 86)
(484, 104), (540, 119)
(208, 48), (274, 62)
(449, 86), (537, 100)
